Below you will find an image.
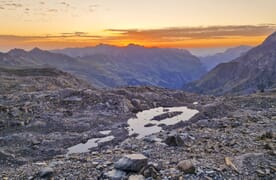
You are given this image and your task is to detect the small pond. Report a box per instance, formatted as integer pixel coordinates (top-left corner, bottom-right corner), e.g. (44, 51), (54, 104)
(67, 135), (114, 155)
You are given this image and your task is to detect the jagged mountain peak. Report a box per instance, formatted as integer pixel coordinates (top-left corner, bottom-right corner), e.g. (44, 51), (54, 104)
(29, 47), (46, 54)
(126, 43), (145, 48)
(8, 48), (27, 56)
(95, 43), (116, 48)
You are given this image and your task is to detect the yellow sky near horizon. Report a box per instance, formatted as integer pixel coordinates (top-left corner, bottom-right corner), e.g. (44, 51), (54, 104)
(0, 0), (276, 51)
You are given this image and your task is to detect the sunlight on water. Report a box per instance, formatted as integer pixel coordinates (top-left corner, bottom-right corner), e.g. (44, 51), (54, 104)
(67, 135), (114, 155)
(127, 106), (198, 139)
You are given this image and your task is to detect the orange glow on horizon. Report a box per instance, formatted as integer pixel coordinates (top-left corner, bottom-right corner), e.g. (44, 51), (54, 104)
(104, 36), (267, 48)
(0, 34), (267, 51)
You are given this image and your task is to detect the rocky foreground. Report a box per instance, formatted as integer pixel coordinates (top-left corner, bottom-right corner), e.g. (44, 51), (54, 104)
(0, 67), (275, 179)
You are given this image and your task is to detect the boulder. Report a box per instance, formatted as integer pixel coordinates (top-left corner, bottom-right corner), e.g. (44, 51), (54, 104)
(177, 160), (195, 174)
(114, 154), (148, 172)
(164, 132), (184, 146)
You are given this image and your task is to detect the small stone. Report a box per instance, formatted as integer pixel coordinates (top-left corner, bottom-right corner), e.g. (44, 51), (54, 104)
(27, 176), (34, 180)
(105, 161), (113, 166)
(63, 96), (82, 102)
(106, 150), (113, 154)
(140, 164), (160, 179)
(91, 151), (98, 155)
(225, 157), (238, 172)
(142, 150), (151, 157)
(260, 131), (273, 139)
(265, 168), (270, 174)
(264, 143), (273, 150)
(143, 136), (162, 143)
(177, 160), (195, 174)
(92, 161), (99, 167)
(39, 167), (54, 178)
(144, 123), (156, 127)
(31, 139), (41, 146)
(114, 154), (148, 172)
(96, 165), (104, 170)
(104, 169), (127, 180)
(256, 169), (265, 176)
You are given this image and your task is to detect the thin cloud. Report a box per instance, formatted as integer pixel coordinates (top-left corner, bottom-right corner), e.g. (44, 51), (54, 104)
(60, 32), (101, 38)
(3, 3), (23, 8)
(106, 25), (276, 41)
(1, 25), (275, 42)
(60, 2), (70, 7)
(89, 4), (98, 12)
(0, 33), (102, 41)
(48, 9), (58, 13)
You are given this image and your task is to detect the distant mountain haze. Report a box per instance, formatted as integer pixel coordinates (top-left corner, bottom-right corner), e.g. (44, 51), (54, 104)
(53, 44), (207, 89)
(200, 46), (252, 71)
(0, 45), (206, 89)
(185, 31), (276, 95)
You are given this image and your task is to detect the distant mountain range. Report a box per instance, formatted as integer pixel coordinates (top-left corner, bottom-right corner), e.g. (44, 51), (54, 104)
(2, 32), (275, 94)
(0, 44), (206, 89)
(185, 32), (276, 95)
(200, 46), (252, 71)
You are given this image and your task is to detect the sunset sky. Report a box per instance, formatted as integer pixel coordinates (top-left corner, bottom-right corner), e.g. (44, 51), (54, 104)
(0, 0), (276, 51)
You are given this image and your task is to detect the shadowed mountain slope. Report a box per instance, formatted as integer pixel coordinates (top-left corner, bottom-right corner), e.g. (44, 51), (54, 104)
(185, 32), (276, 95)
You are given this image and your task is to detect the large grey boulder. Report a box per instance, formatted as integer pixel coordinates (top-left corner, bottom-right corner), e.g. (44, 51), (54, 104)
(114, 154), (148, 172)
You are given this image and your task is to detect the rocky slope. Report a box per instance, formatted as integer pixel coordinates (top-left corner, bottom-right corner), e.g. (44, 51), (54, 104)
(0, 66), (204, 167)
(0, 66), (275, 179)
(185, 32), (276, 95)
(200, 46), (251, 71)
(0, 66), (90, 93)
